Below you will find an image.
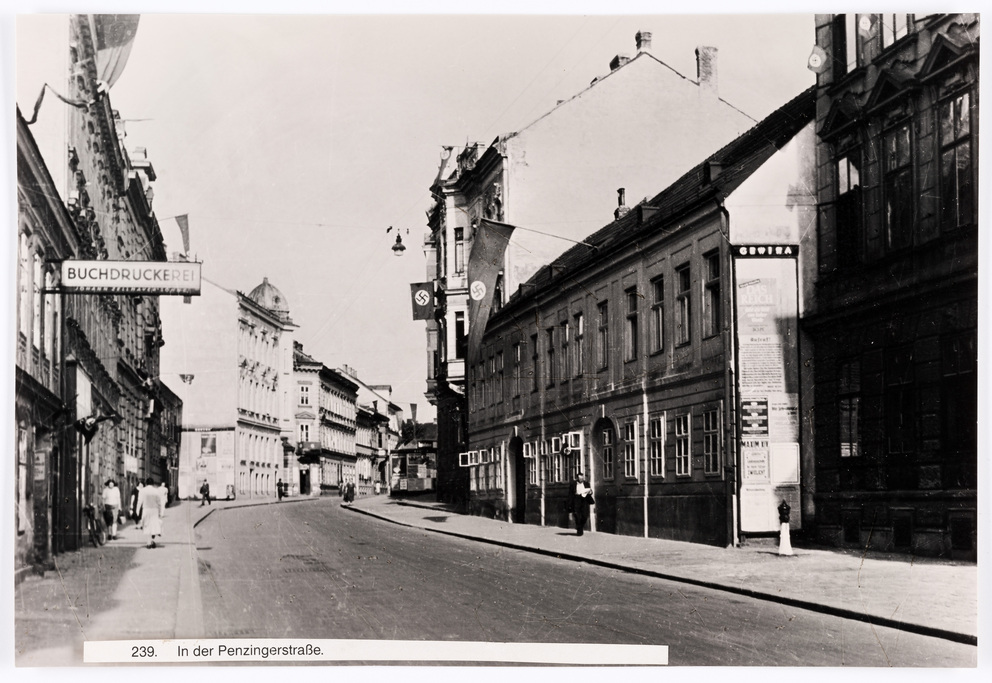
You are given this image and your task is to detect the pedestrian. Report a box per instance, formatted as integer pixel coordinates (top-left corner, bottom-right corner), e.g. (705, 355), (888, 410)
(343, 480), (355, 505)
(199, 479), (211, 506)
(101, 479), (121, 540)
(137, 477), (165, 549)
(277, 479), (285, 501)
(130, 481), (144, 529)
(572, 472), (594, 536)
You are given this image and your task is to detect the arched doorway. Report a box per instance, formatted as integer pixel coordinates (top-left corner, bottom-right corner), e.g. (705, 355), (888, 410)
(506, 437), (525, 523)
(590, 417), (617, 534)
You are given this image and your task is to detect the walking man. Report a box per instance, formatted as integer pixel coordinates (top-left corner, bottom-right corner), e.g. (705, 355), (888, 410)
(572, 472), (594, 536)
(199, 479), (211, 506)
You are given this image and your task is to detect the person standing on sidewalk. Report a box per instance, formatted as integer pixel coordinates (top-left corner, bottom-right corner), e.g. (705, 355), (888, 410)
(101, 479), (122, 540)
(199, 479), (212, 506)
(138, 477), (166, 549)
(277, 479), (285, 501)
(572, 472), (594, 536)
(129, 480), (143, 529)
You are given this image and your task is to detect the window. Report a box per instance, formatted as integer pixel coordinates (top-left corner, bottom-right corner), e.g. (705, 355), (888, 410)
(624, 288), (639, 361)
(880, 14), (910, 49)
(941, 332), (976, 458)
(885, 347), (915, 456)
(597, 301), (610, 369)
(623, 420), (637, 479)
(602, 426), (615, 480)
(527, 454), (537, 485)
(836, 149), (863, 260)
(530, 334), (539, 392)
(453, 227), (465, 274)
(939, 91), (974, 230)
(299, 423), (310, 442)
(650, 277), (664, 353)
(495, 353), (504, 404)
(545, 328), (555, 387)
(839, 360), (861, 458)
(675, 413), (691, 476)
(649, 416), (664, 477)
(512, 343), (521, 398)
(560, 320), (570, 381)
(832, 15), (860, 78)
(454, 312), (466, 359)
(703, 253), (721, 338)
(299, 385), (310, 406)
(574, 312), (585, 376)
(703, 408), (721, 474)
(883, 122), (913, 250)
(676, 265), (691, 346)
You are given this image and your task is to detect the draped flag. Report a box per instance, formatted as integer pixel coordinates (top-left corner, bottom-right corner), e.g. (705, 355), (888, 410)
(91, 15), (141, 89)
(410, 282), (435, 321)
(466, 219), (515, 365)
(175, 214), (190, 254)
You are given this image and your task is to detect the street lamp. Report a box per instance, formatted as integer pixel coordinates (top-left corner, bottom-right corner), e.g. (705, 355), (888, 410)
(391, 231), (406, 256)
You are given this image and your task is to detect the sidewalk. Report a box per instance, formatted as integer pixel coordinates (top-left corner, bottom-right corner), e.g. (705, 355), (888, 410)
(346, 495), (978, 646)
(12, 495), (309, 666)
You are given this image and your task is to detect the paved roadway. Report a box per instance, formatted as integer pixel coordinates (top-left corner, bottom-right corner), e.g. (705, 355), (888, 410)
(193, 498), (976, 666)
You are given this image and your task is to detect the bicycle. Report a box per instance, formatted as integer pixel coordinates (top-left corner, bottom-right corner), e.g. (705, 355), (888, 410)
(83, 504), (107, 547)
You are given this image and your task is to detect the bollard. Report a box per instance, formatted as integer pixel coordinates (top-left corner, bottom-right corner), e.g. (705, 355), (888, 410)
(778, 499), (793, 556)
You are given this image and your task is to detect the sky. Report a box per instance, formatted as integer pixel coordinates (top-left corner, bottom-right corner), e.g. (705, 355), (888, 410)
(9, 4), (819, 422)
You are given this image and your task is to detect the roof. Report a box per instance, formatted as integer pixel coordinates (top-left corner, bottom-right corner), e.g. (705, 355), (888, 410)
(247, 277), (291, 322)
(497, 85), (816, 315)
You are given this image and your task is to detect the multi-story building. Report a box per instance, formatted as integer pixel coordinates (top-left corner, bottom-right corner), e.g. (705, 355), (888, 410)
(15, 109), (78, 579)
(160, 277), (296, 499)
(15, 15), (174, 572)
(338, 366), (403, 494)
(805, 14), (978, 559)
(422, 32), (761, 506)
(293, 342), (359, 496)
(464, 87), (817, 546)
(156, 381), (183, 503)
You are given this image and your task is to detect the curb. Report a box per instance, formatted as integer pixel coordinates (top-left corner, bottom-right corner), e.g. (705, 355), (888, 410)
(344, 503), (977, 647)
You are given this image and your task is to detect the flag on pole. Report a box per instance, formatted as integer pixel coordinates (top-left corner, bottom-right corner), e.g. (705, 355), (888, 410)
(91, 15), (141, 89)
(410, 282), (435, 321)
(175, 214), (190, 254)
(466, 219), (515, 365)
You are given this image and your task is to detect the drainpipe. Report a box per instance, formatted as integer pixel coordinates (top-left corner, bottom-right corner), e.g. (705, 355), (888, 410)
(642, 378), (650, 538)
(716, 197), (739, 547)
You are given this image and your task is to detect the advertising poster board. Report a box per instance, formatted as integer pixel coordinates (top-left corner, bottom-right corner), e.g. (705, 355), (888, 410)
(734, 248), (801, 532)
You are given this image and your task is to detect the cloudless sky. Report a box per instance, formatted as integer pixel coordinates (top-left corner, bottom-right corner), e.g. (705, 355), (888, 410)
(9, 3), (818, 422)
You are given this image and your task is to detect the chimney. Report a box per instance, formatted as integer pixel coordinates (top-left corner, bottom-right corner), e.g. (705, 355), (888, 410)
(696, 46), (718, 95)
(635, 31), (652, 53)
(614, 188), (630, 220)
(610, 54), (631, 71)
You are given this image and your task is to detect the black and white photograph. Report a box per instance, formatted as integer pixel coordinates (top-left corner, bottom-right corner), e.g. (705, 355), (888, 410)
(4, 1), (983, 674)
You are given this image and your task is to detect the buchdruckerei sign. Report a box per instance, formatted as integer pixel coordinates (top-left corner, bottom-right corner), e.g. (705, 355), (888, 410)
(60, 261), (201, 295)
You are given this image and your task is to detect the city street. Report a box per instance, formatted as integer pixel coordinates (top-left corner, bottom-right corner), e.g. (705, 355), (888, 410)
(193, 499), (976, 666)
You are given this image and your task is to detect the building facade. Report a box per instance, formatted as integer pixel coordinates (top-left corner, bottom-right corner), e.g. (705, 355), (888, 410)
(15, 15), (175, 576)
(805, 14), (979, 559)
(161, 277), (296, 500)
(464, 88), (817, 546)
(293, 342), (359, 496)
(422, 32), (761, 507)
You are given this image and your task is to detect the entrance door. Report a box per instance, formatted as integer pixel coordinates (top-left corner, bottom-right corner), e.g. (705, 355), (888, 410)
(510, 438), (526, 523)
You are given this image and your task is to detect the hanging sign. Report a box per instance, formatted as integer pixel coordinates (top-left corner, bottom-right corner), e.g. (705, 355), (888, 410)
(59, 260), (201, 295)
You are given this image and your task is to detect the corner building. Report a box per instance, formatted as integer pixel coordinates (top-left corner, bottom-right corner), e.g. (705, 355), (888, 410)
(466, 88), (818, 546)
(806, 14), (978, 559)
